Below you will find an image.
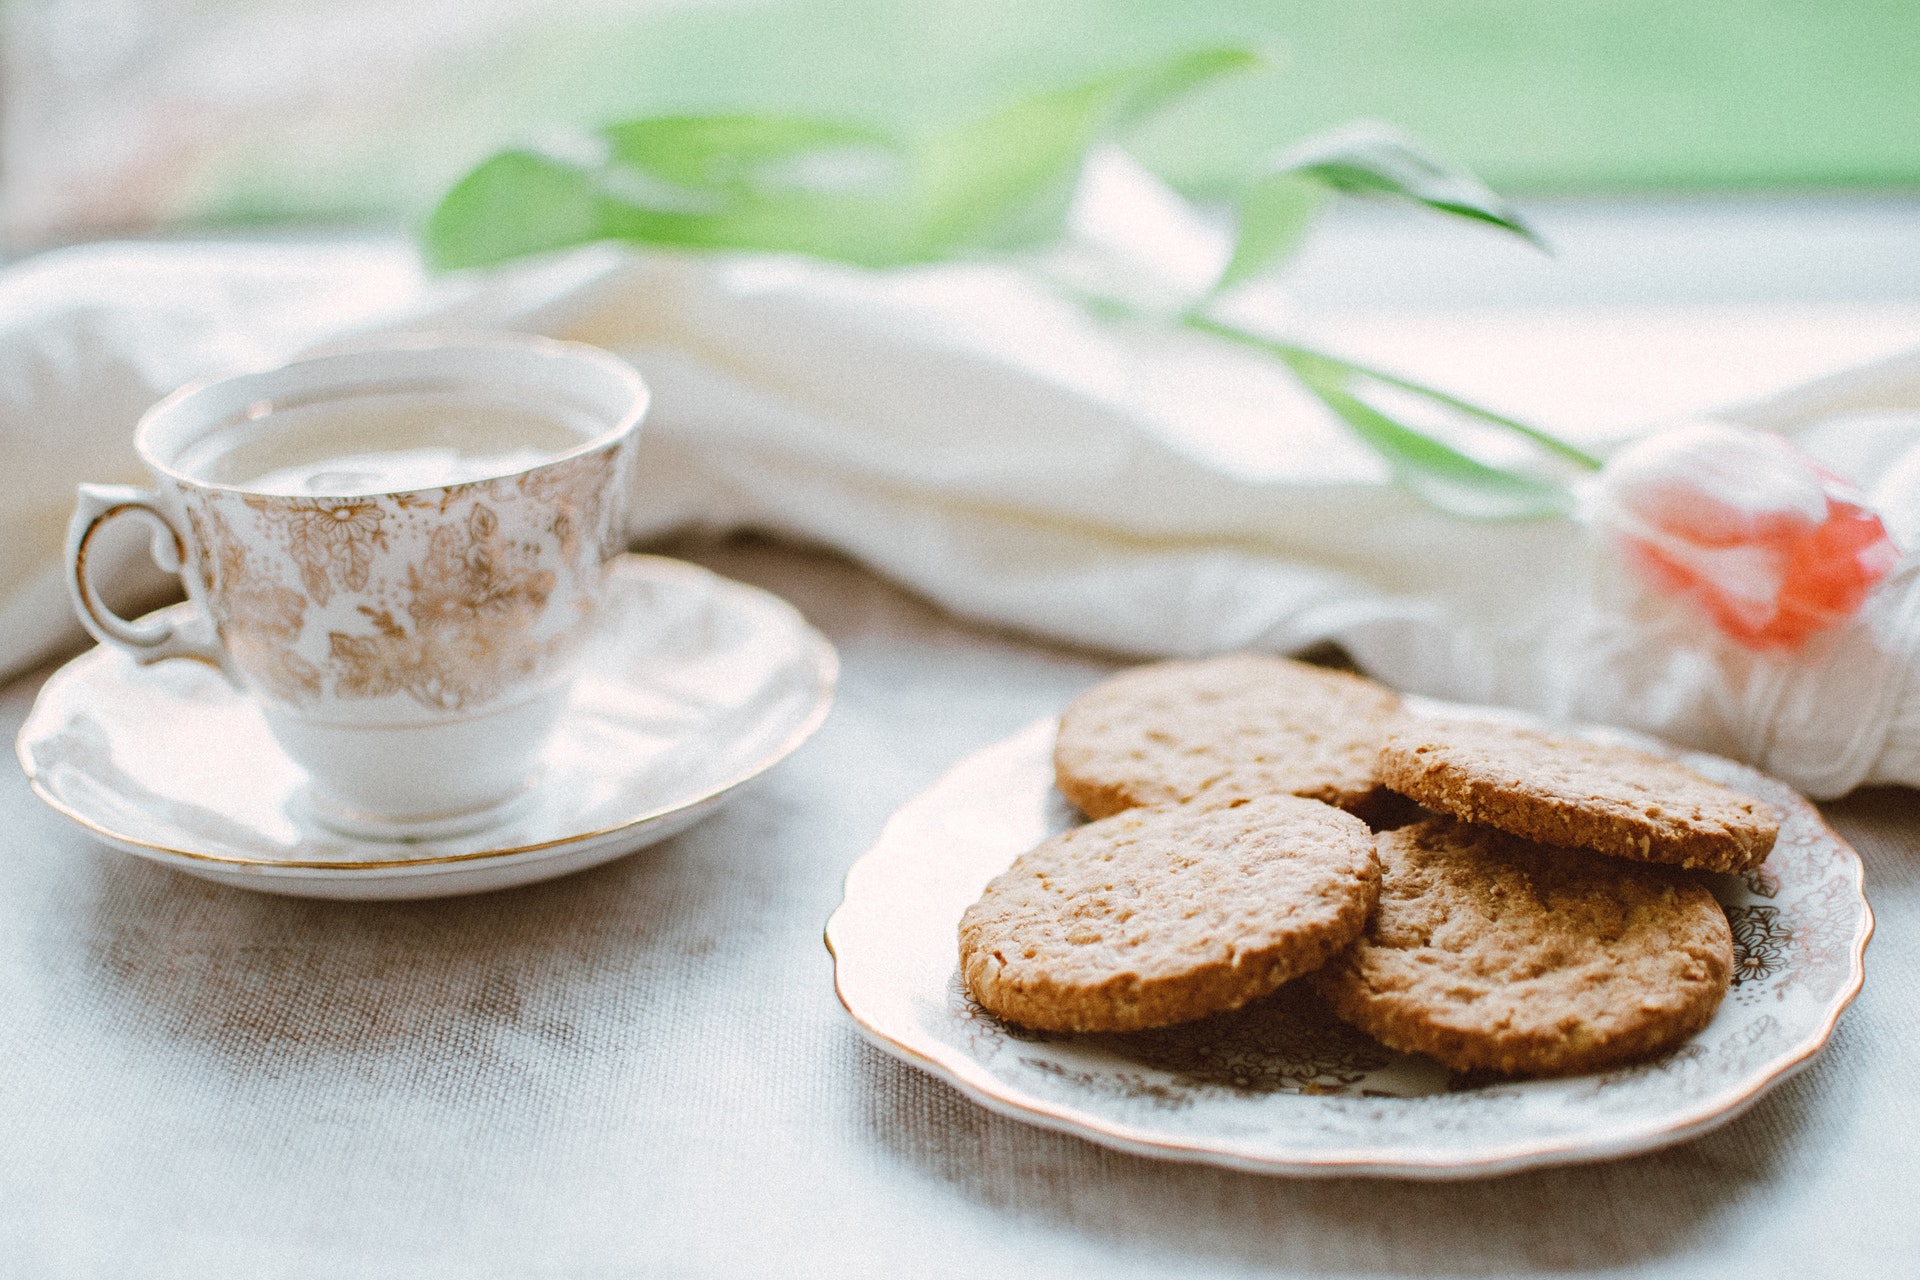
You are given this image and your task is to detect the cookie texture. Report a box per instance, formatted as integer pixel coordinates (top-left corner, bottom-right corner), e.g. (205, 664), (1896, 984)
(1313, 817), (1734, 1077)
(1053, 654), (1403, 821)
(959, 795), (1380, 1033)
(1379, 719), (1779, 874)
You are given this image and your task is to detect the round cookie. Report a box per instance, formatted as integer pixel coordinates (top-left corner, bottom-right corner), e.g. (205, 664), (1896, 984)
(1312, 817), (1734, 1077)
(1379, 718), (1779, 874)
(1053, 654), (1402, 821)
(959, 795), (1379, 1033)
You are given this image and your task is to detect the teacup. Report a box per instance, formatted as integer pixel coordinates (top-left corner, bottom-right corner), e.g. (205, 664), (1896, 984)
(65, 333), (648, 838)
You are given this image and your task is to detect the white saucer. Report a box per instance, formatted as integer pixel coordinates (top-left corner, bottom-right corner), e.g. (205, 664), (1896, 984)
(17, 555), (837, 899)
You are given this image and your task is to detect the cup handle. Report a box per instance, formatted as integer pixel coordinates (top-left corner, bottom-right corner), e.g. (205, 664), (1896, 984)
(65, 483), (227, 667)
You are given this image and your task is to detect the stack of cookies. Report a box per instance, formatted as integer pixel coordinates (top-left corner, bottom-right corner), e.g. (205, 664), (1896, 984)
(958, 654), (1779, 1078)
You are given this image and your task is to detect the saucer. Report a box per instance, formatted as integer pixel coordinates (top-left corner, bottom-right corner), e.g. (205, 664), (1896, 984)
(17, 555), (837, 899)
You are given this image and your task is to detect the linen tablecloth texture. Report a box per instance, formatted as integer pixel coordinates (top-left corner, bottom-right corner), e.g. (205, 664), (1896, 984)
(3, 541), (1917, 1279)
(3, 240), (1920, 797)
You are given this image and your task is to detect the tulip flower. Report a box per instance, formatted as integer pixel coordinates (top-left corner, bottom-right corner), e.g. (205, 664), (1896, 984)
(1588, 423), (1901, 650)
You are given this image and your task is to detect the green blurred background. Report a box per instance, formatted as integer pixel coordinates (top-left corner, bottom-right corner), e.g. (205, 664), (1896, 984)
(8, 0), (1919, 243)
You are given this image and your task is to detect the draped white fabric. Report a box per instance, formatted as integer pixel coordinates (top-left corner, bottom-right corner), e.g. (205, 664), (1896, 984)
(4, 235), (1919, 797)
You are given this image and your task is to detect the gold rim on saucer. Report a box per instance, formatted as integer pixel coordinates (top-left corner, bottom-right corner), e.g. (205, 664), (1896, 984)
(18, 555), (837, 873)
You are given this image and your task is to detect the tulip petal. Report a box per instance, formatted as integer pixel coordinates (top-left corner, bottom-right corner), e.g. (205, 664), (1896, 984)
(1592, 422), (1900, 651)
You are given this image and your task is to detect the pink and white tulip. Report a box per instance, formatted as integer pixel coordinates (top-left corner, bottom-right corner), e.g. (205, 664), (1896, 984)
(1589, 422), (1901, 651)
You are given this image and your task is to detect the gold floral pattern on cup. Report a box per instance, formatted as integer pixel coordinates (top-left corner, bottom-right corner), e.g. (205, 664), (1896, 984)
(327, 503), (556, 713)
(245, 493), (390, 602)
(174, 440), (626, 717)
(185, 498), (323, 702)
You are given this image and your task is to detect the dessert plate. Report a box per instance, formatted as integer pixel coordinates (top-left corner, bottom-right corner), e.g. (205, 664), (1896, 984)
(826, 709), (1871, 1178)
(18, 555), (836, 899)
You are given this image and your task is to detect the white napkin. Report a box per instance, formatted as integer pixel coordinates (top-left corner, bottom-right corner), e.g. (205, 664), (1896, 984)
(4, 235), (1919, 798)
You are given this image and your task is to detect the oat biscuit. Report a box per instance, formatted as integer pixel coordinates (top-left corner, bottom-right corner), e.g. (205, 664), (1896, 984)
(1313, 817), (1734, 1077)
(959, 795), (1380, 1033)
(1053, 654), (1403, 821)
(1379, 719), (1778, 874)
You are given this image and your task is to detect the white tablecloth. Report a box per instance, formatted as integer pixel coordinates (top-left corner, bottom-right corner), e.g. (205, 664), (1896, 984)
(2, 539), (1915, 1279)
(6, 202), (1918, 1276)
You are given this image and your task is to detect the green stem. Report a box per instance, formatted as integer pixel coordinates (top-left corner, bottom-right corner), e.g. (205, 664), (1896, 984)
(1183, 313), (1604, 472)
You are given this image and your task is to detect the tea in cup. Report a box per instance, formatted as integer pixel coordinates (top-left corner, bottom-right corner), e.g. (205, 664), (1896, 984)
(65, 333), (648, 838)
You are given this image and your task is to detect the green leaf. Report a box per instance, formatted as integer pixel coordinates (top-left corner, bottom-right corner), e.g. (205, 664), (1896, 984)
(912, 46), (1260, 256)
(1099, 46), (1266, 133)
(425, 131), (920, 269)
(1275, 121), (1547, 250)
(1187, 317), (1586, 519)
(1215, 171), (1324, 292)
(421, 46), (1261, 272)
(602, 116), (903, 193)
(424, 150), (615, 270)
(906, 79), (1112, 257)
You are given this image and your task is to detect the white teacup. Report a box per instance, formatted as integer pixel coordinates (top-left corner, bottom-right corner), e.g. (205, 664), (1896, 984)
(65, 333), (648, 839)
